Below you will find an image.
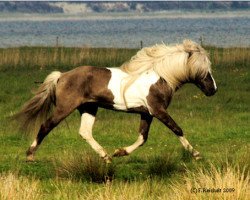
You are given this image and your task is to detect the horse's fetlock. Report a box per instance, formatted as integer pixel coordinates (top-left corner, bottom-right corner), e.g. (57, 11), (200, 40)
(102, 155), (112, 164)
(26, 147), (34, 156)
(113, 148), (129, 157)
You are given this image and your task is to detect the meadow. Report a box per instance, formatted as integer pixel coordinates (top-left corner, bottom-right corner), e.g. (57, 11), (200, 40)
(0, 45), (249, 199)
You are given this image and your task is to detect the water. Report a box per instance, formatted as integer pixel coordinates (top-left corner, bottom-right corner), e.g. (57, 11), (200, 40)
(0, 12), (249, 48)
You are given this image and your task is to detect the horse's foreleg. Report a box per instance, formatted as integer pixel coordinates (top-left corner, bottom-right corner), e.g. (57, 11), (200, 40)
(79, 111), (111, 163)
(153, 109), (201, 160)
(113, 113), (152, 157)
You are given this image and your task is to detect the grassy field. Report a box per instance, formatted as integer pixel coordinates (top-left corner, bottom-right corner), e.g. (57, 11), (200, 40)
(0, 46), (249, 199)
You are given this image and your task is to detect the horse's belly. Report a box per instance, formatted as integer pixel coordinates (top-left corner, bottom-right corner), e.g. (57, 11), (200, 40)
(107, 68), (159, 111)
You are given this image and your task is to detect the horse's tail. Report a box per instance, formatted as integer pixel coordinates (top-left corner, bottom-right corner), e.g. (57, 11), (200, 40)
(14, 71), (62, 134)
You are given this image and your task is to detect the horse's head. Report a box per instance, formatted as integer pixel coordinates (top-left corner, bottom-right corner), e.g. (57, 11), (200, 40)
(194, 71), (217, 96)
(184, 40), (217, 96)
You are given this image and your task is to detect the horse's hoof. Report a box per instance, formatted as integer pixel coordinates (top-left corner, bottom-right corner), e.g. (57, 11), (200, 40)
(192, 150), (200, 157)
(192, 150), (202, 160)
(105, 159), (112, 164)
(113, 148), (129, 157)
(103, 155), (112, 164)
(26, 155), (35, 162)
(194, 156), (202, 160)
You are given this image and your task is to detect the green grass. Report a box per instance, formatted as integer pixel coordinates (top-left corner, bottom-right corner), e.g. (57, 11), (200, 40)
(0, 46), (249, 199)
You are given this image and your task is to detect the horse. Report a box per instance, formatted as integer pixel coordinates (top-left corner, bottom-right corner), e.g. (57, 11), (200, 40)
(15, 39), (217, 163)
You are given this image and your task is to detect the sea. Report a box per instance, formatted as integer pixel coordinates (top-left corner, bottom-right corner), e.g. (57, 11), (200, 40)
(0, 11), (249, 48)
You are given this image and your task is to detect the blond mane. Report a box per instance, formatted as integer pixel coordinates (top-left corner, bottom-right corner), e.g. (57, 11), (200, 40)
(120, 39), (211, 91)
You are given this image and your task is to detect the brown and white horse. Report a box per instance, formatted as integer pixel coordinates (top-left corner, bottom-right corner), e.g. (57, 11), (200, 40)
(16, 40), (217, 163)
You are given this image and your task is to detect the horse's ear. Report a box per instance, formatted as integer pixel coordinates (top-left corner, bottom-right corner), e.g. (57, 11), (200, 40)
(183, 39), (200, 54)
(188, 51), (193, 58)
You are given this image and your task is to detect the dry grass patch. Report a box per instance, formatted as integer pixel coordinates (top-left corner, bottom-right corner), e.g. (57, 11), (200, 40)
(0, 47), (135, 70)
(0, 172), (41, 200)
(50, 178), (169, 200)
(83, 179), (168, 200)
(168, 164), (249, 200)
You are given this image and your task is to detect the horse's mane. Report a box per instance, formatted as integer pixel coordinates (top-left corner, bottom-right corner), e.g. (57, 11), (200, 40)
(120, 39), (211, 91)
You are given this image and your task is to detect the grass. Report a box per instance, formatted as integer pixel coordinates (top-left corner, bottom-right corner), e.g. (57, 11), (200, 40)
(55, 151), (116, 183)
(0, 47), (137, 71)
(147, 151), (182, 178)
(1, 164), (249, 200)
(0, 172), (41, 200)
(169, 163), (250, 200)
(0, 46), (249, 199)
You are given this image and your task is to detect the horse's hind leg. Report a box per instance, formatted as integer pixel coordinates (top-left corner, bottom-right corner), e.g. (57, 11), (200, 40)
(78, 105), (111, 163)
(113, 113), (152, 157)
(26, 108), (72, 162)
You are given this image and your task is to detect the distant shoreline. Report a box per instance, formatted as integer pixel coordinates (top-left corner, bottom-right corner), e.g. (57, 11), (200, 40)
(0, 10), (249, 22)
(1, 11), (249, 48)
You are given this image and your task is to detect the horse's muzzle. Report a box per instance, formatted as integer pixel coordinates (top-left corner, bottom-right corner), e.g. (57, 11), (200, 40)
(205, 87), (218, 96)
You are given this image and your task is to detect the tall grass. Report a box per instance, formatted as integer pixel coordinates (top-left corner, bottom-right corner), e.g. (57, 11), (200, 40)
(55, 151), (115, 183)
(1, 163), (248, 200)
(0, 46), (249, 71)
(169, 164), (249, 200)
(0, 172), (41, 200)
(0, 47), (136, 70)
(209, 47), (250, 68)
(82, 164), (249, 200)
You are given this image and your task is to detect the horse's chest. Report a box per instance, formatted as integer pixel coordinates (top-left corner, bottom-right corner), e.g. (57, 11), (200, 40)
(107, 68), (159, 111)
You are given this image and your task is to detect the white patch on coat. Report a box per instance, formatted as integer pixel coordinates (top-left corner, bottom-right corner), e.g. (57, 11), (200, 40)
(107, 68), (159, 112)
(31, 140), (37, 148)
(79, 113), (107, 158)
(125, 135), (144, 154)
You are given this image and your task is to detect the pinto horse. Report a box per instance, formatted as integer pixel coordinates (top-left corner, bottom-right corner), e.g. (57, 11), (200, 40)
(16, 40), (217, 163)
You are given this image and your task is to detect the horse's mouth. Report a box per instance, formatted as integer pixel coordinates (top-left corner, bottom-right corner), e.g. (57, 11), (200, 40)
(204, 88), (217, 96)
